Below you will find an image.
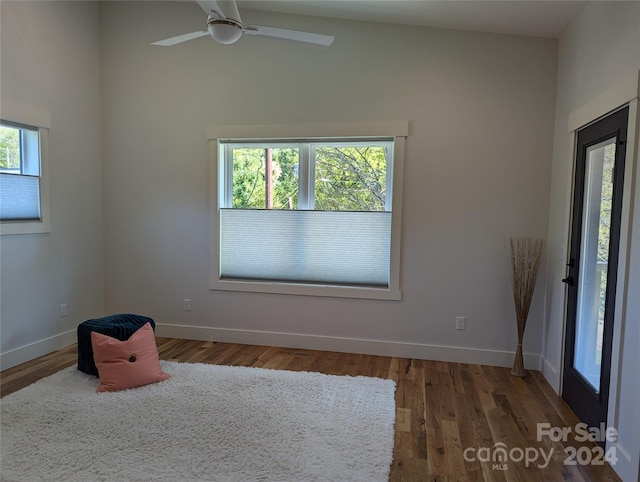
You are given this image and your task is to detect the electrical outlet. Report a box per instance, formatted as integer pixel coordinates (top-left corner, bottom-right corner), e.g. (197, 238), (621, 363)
(456, 316), (466, 330)
(183, 299), (192, 311)
(60, 303), (68, 318)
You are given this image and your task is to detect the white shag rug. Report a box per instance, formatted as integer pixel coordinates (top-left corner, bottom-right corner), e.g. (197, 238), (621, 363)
(1, 361), (396, 482)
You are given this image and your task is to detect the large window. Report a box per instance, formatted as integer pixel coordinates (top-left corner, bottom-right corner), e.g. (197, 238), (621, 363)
(0, 101), (50, 235)
(209, 122), (407, 300)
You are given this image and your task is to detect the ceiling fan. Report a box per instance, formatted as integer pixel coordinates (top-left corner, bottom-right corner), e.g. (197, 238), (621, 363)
(152, 0), (334, 48)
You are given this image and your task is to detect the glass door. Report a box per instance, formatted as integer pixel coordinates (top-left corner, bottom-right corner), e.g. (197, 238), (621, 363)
(562, 106), (628, 432)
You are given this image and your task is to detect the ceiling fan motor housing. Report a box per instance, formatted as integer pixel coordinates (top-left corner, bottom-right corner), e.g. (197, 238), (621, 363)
(207, 17), (243, 44)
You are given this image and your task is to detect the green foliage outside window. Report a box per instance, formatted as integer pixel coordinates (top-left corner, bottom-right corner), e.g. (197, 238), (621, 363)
(231, 145), (387, 211)
(598, 144), (615, 264)
(315, 146), (387, 211)
(0, 125), (20, 170)
(596, 143), (616, 324)
(232, 147), (299, 209)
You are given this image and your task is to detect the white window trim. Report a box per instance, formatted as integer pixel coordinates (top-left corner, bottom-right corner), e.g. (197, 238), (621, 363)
(0, 100), (51, 235)
(208, 121), (408, 300)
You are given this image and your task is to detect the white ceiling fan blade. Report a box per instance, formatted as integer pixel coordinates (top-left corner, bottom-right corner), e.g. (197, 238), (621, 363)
(244, 25), (334, 47)
(196, 0), (226, 20)
(151, 30), (209, 46)
(217, 0), (242, 24)
(197, 0), (242, 24)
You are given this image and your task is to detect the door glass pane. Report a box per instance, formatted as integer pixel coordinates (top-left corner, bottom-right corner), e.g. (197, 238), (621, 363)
(574, 137), (616, 391)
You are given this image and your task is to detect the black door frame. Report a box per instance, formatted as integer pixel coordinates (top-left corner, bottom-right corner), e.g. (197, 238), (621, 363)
(562, 106), (629, 433)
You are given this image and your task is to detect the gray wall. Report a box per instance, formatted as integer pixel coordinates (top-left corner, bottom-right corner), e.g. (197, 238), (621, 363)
(543, 3), (640, 480)
(100, 1), (556, 366)
(0, 1), (104, 367)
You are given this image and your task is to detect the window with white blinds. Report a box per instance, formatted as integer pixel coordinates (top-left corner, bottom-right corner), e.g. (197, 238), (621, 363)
(1, 101), (51, 235)
(0, 122), (41, 221)
(209, 122), (407, 300)
(219, 208), (392, 287)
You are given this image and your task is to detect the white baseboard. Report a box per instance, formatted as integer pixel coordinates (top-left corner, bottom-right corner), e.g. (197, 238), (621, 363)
(541, 357), (561, 394)
(0, 324), (543, 372)
(0, 329), (76, 370)
(156, 323), (542, 370)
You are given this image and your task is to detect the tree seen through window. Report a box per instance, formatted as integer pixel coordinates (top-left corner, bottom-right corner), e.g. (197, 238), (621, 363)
(231, 144), (388, 211)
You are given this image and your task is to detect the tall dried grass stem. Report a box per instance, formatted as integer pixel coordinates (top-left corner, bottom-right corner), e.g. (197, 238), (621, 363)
(508, 236), (545, 377)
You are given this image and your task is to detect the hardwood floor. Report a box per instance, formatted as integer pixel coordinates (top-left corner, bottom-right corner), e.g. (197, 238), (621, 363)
(1, 338), (621, 481)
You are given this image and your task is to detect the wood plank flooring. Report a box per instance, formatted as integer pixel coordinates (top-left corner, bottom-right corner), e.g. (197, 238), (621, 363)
(1, 338), (621, 481)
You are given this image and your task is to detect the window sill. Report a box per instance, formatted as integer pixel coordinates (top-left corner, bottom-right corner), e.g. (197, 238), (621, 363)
(1, 219), (51, 236)
(210, 278), (401, 301)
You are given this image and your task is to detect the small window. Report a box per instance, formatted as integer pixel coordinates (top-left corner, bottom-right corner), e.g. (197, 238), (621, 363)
(0, 122), (42, 220)
(209, 122), (407, 300)
(0, 101), (51, 235)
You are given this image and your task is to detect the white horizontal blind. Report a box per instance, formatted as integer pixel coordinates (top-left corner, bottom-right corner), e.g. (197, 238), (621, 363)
(0, 174), (40, 220)
(220, 209), (391, 287)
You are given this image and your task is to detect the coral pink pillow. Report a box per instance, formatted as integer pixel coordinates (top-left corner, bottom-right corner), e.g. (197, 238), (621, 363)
(91, 322), (170, 392)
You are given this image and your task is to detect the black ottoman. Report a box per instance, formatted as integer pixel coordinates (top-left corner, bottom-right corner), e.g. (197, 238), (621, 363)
(77, 314), (156, 376)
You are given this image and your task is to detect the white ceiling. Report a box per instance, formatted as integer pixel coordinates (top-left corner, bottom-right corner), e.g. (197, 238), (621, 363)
(237, 0), (587, 39)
